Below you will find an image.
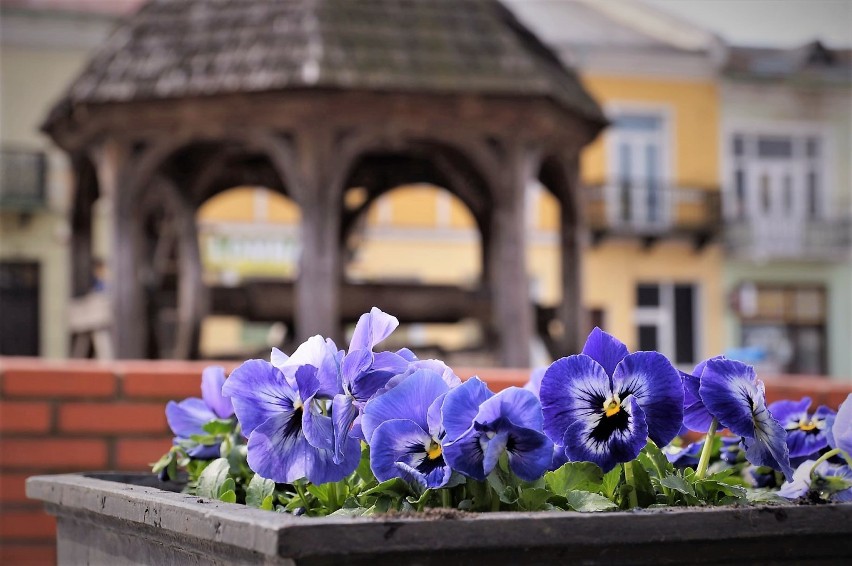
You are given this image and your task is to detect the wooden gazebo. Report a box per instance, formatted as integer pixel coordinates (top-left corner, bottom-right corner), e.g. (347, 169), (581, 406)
(44, 0), (605, 366)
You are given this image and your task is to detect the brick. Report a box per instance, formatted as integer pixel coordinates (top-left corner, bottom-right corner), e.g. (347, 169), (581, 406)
(115, 437), (173, 470)
(0, 473), (32, 502)
(0, 510), (56, 539)
(2, 369), (116, 398)
(123, 372), (202, 400)
(0, 402), (52, 433)
(0, 439), (107, 470)
(0, 544), (56, 566)
(457, 367), (528, 392)
(58, 403), (168, 434)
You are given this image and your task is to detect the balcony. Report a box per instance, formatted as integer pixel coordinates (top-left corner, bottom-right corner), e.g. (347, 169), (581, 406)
(725, 216), (852, 261)
(0, 148), (47, 211)
(584, 184), (722, 249)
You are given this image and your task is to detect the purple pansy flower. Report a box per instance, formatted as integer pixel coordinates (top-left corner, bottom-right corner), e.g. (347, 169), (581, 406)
(778, 459), (852, 502)
(165, 366), (234, 458)
(523, 367), (546, 398)
(826, 393), (852, 457)
(539, 328), (683, 472)
(664, 440), (704, 469)
(360, 369), (453, 488)
(681, 356), (724, 433)
(332, 308), (410, 463)
(698, 358), (794, 480)
(720, 435), (745, 464)
(768, 397), (835, 459)
(222, 343), (360, 484)
(441, 378), (553, 482)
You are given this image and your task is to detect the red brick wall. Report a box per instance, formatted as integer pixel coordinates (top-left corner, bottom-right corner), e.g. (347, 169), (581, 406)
(0, 357), (849, 565)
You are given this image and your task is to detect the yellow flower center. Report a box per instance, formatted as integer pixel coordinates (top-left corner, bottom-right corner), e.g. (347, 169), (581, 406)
(426, 439), (443, 460)
(798, 419), (817, 432)
(603, 395), (621, 418)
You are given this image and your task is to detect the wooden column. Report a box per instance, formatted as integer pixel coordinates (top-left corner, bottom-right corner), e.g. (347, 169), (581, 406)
(488, 143), (534, 367)
(556, 157), (585, 356)
(294, 133), (342, 343)
(91, 142), (147, 359)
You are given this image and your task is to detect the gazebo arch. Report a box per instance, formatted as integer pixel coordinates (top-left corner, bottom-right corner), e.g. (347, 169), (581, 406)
(44, 0), (605, 365)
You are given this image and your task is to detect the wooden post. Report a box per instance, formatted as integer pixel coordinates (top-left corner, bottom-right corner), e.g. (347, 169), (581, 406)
(91, 142), (147, 359)
(488, 143), (534, 367)
(294, 133), (342, 343)
(556, 157), (585, 356)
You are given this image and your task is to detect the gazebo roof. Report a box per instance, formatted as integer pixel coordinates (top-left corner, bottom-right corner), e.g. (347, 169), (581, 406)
(45, 0), (604, 129)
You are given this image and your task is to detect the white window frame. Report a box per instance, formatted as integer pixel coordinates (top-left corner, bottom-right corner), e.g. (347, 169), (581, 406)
(605, 102), (675, 231)
(634, 282), (702, 369)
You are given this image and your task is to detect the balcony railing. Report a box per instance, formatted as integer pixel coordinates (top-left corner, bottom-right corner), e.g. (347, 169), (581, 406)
(0, 148), (47, 211)
(584, 183), (722, 248)
(725, 216), (852, 261)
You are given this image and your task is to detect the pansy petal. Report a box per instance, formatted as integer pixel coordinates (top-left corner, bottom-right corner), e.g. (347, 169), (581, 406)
(245, 412), (307, 483)
(698, 359), (759, 438)
(349, 307), (399, 353)
(301, 402), (334, 452)
(476, 387), (543, 432)
(562, 396), (648, 473)
(395, 460), (453, 491)
(331, 393), (359, 463)
(370, 419), (437, 484)
(778, 459), (815, 500)
(524, 367), (546, 398)
(581, 327), (629, 377)
(443, 428), (487, 481)
(684, 400), (715, 434)
(482, 430), (509, 477)
(540, 355), (612, 446)
(396, 348), (418, 362)
(408, 358), (462, 388)
(270, 347), (289, 369)
(166, 398), (216, 438)
(441, 376), (494, 441)
(186, 443), (222, 459)
(505, 425), (553, 481)
(222, 359), (296, 436)
(613, 351), (683, 447)
(361, 369), (449, 444)
(341, 349), (373, 386)
(294, 365), (320, 406)
(201, 366), (234, 419)
(745, 403), (794, 481)
(768, 397), (812, 429)
(426, 393), (447, 440)
(786, 428), (829, 459)
(550, 444), (570, 471)
(829, 393), (852, 454)
(280, 336), (341, 397)
(372, 351), (410, 374)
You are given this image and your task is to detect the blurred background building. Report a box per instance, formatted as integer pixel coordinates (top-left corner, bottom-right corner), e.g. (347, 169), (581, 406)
(1, 0), (850, 378)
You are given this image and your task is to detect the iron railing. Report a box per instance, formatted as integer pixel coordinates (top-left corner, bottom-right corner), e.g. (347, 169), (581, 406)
(725, 216), (852, 260)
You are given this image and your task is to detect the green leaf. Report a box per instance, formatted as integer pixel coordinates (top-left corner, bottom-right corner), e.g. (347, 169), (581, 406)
(196, 458), (231, 499)
(517, 487), (552, 511)
(202, 419), (235, 435)
(260, 494), (274, 511)
(486, 466), (519, 504)
(361, 478), (411, 499)
(354, 443), (376, 487)
(638, 440), (674, 479)
(329, 507), (370, 517)
(544, 462), (604, 495)
(564, 490), (618, 512)
(628, 460), (656, 508)
(660, 474), (695, 497)
(745, 489), (789, 505)
(219, 489), (237, 503)
(601, 466), (622, 500)
(246, 474), (276, 509)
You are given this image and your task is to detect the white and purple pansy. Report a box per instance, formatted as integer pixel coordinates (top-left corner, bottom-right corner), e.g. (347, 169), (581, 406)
(698, 358), (794, 481)
(360, 369), (453, 489)
(768, 397), (835, 459)
(826, 393), (852, 458)
(332, 308), (410, 463)
(778, 459), (852, 502)
(441, 378), (553, 482)
(222, 353), (360, 485)
(539, 328), (683, 472)
(165, 366), (234, 459)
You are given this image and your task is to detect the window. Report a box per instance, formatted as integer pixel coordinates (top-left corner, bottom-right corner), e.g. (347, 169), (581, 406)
(634, 282), (698, 366)
(727, 131), (825, 222)
(609, 111), (668, 229)
(735, 283), (827, 375)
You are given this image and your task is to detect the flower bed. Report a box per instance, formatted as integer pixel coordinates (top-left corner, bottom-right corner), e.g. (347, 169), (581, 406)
(26, 472), (852, 565)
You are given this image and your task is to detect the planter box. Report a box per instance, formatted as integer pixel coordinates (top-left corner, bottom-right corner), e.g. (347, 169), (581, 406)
(28, 473), (852, 565)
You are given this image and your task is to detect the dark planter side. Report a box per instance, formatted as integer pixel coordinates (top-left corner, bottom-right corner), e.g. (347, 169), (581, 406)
(27, 473), (852, 566)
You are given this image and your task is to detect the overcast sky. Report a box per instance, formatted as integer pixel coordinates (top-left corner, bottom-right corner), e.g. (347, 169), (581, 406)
(643, 0), (852, 48)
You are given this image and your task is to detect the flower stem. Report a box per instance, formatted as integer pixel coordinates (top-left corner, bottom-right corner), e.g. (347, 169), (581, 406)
(696, 418), (719, 480)
(328, 481), (340, 511)
(294, 482), (311, 515)
(809, 448), (841, 481)
(623, 462), (639, 509)
(441, 489), (451, 509)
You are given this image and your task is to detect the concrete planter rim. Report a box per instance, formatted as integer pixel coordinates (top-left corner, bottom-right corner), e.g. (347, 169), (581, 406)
(27, 472), (852, 564)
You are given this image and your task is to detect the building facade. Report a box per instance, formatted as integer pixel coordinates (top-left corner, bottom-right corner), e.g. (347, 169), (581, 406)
(720, 42), (852, 378)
